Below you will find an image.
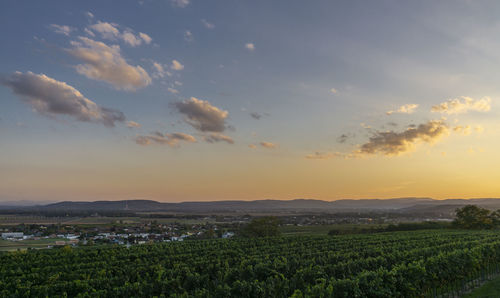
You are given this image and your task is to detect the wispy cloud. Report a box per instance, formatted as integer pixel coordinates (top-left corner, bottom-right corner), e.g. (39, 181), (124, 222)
(305, 151), (341, 160)
(201, 19), (215, 29)
(87, 21), (153, 47)
(184, 30), (193, 42)
(431, 96), (491, 115)
(204, 133), (234, 144)
(67, 37), (151, 90)
(135, 132), (196, 147)
(49, 24), (75, 36)
(127, 121), (141, 128)
(260, 141), (277, 149)
(167, 87), (179, 94)
(386, 104), (419, 115)
(1, 71), (125, 127)
(245, 43), (255, 51)
(152, 62), (172, 79)
(250, 112), (262, 120)
(171, 0), (190, 8)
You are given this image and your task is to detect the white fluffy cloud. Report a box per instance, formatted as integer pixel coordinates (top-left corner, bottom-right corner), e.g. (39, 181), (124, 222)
(135, 132), (196, 147)
(431, 96), (491, 115)
(386, 104), (419, 115)
(1, 71), (125, 127)
(68, 37), (151, 90)
(174, 97), (228, 132)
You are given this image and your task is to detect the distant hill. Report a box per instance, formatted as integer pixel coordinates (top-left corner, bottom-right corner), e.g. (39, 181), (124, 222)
(2, 197), (499, 214)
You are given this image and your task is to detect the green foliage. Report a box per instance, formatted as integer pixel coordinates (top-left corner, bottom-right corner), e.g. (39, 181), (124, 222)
(241, 217), (281, 237)
(1, 230), (500, 296)
(453, 205), (497, 229)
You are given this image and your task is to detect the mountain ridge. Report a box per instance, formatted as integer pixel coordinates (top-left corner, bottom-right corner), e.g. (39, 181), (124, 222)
(2, 197), (500, 213)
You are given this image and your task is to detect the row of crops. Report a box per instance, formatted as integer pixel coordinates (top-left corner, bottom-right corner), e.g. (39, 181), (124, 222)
(1, 230), (500, 297)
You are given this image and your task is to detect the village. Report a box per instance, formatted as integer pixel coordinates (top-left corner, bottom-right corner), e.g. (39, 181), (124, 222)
(0, 220), (236, 250)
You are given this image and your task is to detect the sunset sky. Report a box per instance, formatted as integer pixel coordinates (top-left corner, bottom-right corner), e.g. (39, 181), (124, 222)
(1, 0), (500, 202)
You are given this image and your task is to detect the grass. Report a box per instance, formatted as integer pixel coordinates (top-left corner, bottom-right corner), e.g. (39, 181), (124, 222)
(464, 276), (500, 297)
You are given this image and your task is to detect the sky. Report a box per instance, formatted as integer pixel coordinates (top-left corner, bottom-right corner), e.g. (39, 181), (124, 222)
(1, 0), (500, 202)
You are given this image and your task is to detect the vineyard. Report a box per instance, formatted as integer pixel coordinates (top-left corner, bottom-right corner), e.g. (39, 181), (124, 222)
(1, 230), (500, 297)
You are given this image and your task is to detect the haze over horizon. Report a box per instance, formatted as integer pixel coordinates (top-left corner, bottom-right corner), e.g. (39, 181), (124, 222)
(2, 1), (500, 202)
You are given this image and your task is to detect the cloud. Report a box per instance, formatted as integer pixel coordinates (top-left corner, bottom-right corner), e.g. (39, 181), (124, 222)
(87, 21), (152, 47)
(171, 60), (184, 71)
(88, 21), (120, 40)
(431, 96), (491, 115)
(357, 120), (449, 156)
(139, 32), (152, 44)
(1, 71), (125, 127)
(174, 97), (228, 132)
(67, 37), (151, 90)
(260, 141), (277, 149)
(453, 125), (472, 135)
(85, 12), (94, 19)
(127, 121), (141, 128)
(171, 0), (190, 7)
(305, 151), (341, 160)
(386, 104), (419, 115)
(49, 24), (75, 36)
(245, 43), (255, 51)
(167, 87), (179, 94)
(135, 132), (196, 147)
(248, 144), (257, 149)
(152, 62), (172, 79)
(250, 112), (262, 120)
(121, 31), (142, 47)
(201, 19), (215, 29)
(204, 133), (234, 144)
(337, 133), (353, 143)
(330, 88), (338, 94)
(184, 30), (193, 42)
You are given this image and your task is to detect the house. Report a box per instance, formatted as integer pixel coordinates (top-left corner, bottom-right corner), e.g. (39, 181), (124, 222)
(1, 232), (23, 239)
(222, 232), (235, 239)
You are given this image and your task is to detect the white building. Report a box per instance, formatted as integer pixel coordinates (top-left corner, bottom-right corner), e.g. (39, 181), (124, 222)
(1, 232), (23, 239)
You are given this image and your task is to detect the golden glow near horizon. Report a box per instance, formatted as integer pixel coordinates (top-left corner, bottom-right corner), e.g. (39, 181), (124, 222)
(1, 1), (500, 202)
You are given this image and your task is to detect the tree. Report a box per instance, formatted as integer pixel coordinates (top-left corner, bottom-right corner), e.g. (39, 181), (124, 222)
(241, 217), (281, 237)
(453, 205), (493, 229)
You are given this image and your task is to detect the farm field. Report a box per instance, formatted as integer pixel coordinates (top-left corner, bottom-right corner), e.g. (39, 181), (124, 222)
(0, 215), (217, 226)
(0, 238), (67, 251)
(1, 230), (500, 297)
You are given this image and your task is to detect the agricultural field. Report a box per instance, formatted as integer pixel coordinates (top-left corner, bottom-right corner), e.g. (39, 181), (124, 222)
(0, 238), (66, 252)
(1, 230), (500, 297)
